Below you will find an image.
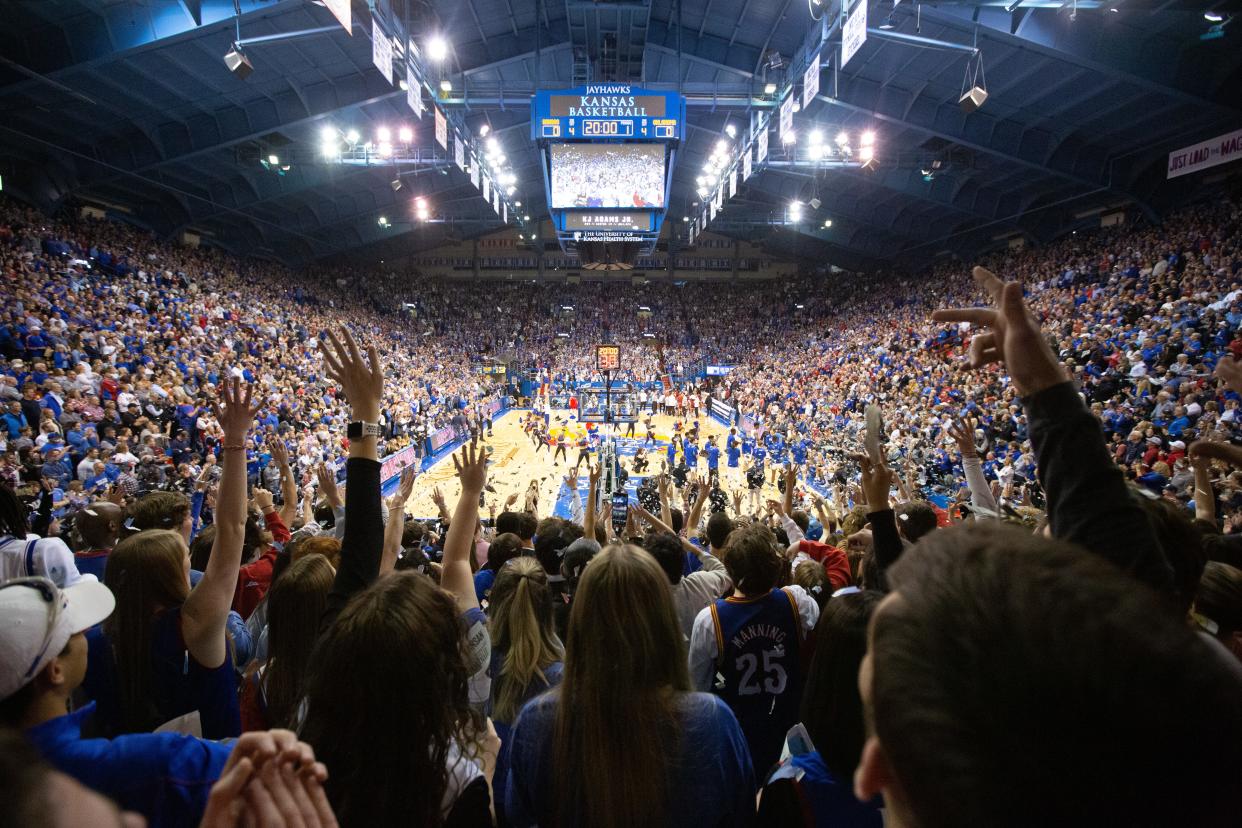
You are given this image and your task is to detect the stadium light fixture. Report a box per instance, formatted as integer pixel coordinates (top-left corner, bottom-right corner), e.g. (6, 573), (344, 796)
(377, 126), (391, 142)
(479, 124), (491, 137)
(836, 131), (849, 146)
(506, 186), (516, 195)
(427, 36), (448, 61)
(223, 46), (253, 80)
(697, 187), (708, 198)
(859, 145), (874, 163)
(378, 142), (393, 157)
(782, 130), (796, 145)
(515, 201), (522, 207)
(809, 129), (823, 145)
(823, 219), (832, 228)
(716, 139), (728, 153)
(683, 216), (689, 222)
(398, 126), (413, 143)
(808, 145), (824, 161)
(320, 125), (336, 142)
(439, 79), (452, 92)
(523, 214), (530, 221)
(1204, 11), (1224, 22)
(320, 142), (336, 159)
(378, 216), (389, 227)
(390, 178), (402, 191)
(725, 124), (737, 138)
(486, 137), (500, 153)
(764, 82), (777, 95)
(788, 201), (802, 221)
(346, 129), (360, 144)
(267, 154), (279, 165)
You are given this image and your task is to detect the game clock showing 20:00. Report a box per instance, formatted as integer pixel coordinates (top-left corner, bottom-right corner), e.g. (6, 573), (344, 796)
(596, 345), (620, 372)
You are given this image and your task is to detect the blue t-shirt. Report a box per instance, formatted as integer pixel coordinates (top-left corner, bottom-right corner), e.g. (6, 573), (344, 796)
(706, 444), (721, 469)
(506, 691), (755, 827)
(25, 702), (232, 828)
(684, 442), (699, 466)
(84, 606), (242, 740)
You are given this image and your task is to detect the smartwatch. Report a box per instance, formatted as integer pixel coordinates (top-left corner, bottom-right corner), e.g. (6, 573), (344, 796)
(347, 420), (383, 439)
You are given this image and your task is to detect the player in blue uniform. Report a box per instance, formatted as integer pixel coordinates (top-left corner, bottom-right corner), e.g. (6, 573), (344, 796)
(726, 428), (742, 488)
(689, 524), (818, 773)
(704, 436), (721, 485)
(666, 435), (680, 470)
(790, 437), (808, 469)
(683, 439), (699, 473)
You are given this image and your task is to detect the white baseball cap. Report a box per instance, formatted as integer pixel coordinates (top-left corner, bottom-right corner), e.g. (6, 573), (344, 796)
(0, 577), (114, 700)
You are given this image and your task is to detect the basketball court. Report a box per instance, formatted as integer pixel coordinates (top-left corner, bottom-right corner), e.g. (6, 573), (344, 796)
(400, 407), (739, 521)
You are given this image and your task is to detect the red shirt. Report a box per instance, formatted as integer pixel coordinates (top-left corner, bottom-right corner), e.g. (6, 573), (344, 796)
(231, 511), (291, 620)
(796, 540), (852, 592)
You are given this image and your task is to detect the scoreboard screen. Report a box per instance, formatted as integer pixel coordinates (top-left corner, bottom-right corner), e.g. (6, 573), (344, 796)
(532, 85), (685, 141)
(596, 344), (621, 372)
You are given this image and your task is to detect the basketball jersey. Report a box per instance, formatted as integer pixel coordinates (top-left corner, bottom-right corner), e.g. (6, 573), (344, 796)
(709, 588), (804, 773)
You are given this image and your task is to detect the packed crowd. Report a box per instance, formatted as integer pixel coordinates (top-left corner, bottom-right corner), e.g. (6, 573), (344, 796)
(0, 191), (1241, 827)
(549, 144), (666, 209)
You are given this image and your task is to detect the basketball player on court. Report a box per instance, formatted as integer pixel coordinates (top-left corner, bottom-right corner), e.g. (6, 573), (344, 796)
(644, 413), (657, 445)
(554, 427), (569, 464)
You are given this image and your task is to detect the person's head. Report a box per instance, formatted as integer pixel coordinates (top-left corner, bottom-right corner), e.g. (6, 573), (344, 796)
(496, 510), (537, 544)
(488, 556), (563, 721)
(793, 560), (831, 609)
(486, 532), (524, 573)
(1194, 561), (1242, 661)
(706, 511), (733, 551)
(722, 522), (783, 596)
(555, 545), (690, 828)
(262, 554), (334, 729)
(75, 502), (124, 550)
(535, 517), (571, 576)
(0, 577), (115, 728)
(894, 501), (938, 543)
(0, 484), (29, 539)
(0, 729), (145, 828)
(642, 531), (686, 586)
(800, 590), (882, 780)
(103, 530), (191, 733)
(855, 523), (1242, 828)
(126, 491), (191, 542)
(301, 572), (481, 827)
(290, 535), (341, 570)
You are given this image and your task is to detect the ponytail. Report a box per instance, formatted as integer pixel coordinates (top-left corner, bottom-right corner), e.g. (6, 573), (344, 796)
(488, 556), (562, 721)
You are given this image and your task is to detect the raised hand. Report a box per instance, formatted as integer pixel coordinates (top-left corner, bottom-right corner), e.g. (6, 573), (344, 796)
(453, 439), (488, 495)
(252, 487), (275, 513)
(1189, 440), (1242, 468)
(588, 462), (602, 490)
(320, 328), (382, 421)
(431, 485), (446, 509)
(946, 417), (977, 458)
(930, 266), (1064, 397)
(212, 376), (260, 443)
(315, 463), (341, 509)
(268, 436), (290, 468)
(388, 465), (417, 511)
(503, 491), (519, 509)
(857, 452), (894, 510)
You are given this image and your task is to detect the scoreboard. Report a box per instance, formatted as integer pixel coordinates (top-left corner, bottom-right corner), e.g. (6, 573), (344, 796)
(596, 344), (621, 372)
(531, 85), (685, 142)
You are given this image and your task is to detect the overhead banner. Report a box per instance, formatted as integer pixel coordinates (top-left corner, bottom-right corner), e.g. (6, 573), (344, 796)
(371, 19), (393, 85)
(502, 202), (508, 223)
(434, 106), (447, 149)
(470, 157), (481, 190)
(1167, 128), (1242, 179)
(842, 0), (867, 68)
(322, 0), (351, 34)
(405, 62), (423, 119)
(757, 121), (769, 163)
(454, 132), (466, 170)
(492, 189), (500, 215)
(802, 49), (820, 109)
(483, 175), (491, 203)
(779, 93), (794, 145)
(710, 198), (717, 221)
(742, 143), (753, 181)
(728, 169), (738, 199)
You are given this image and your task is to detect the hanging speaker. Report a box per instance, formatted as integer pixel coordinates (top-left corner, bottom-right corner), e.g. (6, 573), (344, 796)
(959, 86), (987, 113)
(223, 48), (253, 80)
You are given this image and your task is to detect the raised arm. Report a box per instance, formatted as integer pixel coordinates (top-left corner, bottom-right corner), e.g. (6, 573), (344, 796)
(319, 328), (386, 632)
(933, 266), (1172, 595)
(781, 465), (796, 516)
(687, 477), (710, 536)
(584, 463), (600, 542)
(182, 377), (259, 668)
(269, 437), (298, 529)
(948, 417), (999, 517)
(443, 440), (486, 614)
(380, 466), (418, 576)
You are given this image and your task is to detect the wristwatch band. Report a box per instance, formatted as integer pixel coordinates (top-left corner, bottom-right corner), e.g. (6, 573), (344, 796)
(347, 420), (383, 439)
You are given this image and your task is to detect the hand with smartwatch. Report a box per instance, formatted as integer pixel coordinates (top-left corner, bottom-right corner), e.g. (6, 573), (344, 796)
(321, 328), (383, 462)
